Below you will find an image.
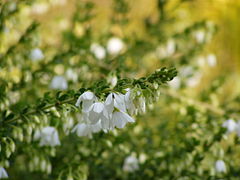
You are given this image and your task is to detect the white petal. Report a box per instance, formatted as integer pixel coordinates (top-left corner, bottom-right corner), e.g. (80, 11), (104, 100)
(92, 102), (104, 113)
(114, 93), (127, 112)
(112, 111), (134, 129)
(88, 103), (104, 124)
(81, 92), (95, 100)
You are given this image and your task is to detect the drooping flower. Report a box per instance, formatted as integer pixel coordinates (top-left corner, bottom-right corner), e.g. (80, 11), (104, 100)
(215, 160), (226, 173)
(124, 89), (136, 115)
(88, 102), (105, 124)
(112, 110), (135, 129)
(100, 93), (115, 130)
(75, 91), (97, 112)
(113, 93), (127, 112)
(71, 121), (102, 137)
(50, 75), (68, 90)
(138, 96), (146, 114)
(0, 167), (8, 179)
(107, 37), (124, 55)
(222, 119), (237, 133)
(168, 77), (181, 90)
(123, 155), (139, 172)
(30, 48), (44, 61)
(34, 127), (61, 147)
(90, 43), (106, 60)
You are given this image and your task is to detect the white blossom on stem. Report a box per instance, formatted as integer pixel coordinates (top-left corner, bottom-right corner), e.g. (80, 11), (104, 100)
(112, 110), (135, 129)
(75, 92), (97, 112)
(88, 102), (105, 124)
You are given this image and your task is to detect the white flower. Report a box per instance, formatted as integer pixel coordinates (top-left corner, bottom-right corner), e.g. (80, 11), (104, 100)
(100, 94), (115, 130)
(168, 76), (181, 90)
(75, 92), (97, 112)
(113, 93), (127, 112)
(194, 30), (205, 43)
(107, 37), (124, 55)
(112, 110), (135, 129)
(215, 160), (226, 173)
(30, 48), (44, 61)
(66, 69), (78, 82)
(34, 127), (61, 147)
(90, 43), (106, 60)
(123, 156), (139, 172)
(124, 89), (136, 115)
(138, 96), (146, 114)
(88, 102), (105, 124)
(71, 121), (102, 137)
(222, 119), (237, 133)
(50, 76), (68, 90)
(0, 167), (8, 179)
(206, 54), (217, 67)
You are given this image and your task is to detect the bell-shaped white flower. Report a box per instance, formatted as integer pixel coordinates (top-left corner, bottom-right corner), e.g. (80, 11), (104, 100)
(215, 160), (226, 173)
(138, 96), (146, 114)
(107, 37), (124, 55)
(222, 119), (237, 133)
(90, 43), (106, 60)
(112, 110), (135, 129)
(113, 93), (127, 112)
(88, 102), (105, 124)
(124, 89), (136, 115)
(35, 127), (61, 147)
(168, 77), (181, 90)
(50, 75), (68, 90)
(0, 167), (8, 179)
(72, 121), (102, 137)
(100, 94), (115, 130)
(75, 92), (97, 112)
(123, 155), (139, 172)
(30, 48), (44, 61)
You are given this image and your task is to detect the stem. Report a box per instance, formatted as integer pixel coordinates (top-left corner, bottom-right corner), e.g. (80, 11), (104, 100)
(5, 98), (75, 124)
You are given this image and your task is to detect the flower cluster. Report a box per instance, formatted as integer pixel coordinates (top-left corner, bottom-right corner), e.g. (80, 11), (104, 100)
(72, 89), (142, 137)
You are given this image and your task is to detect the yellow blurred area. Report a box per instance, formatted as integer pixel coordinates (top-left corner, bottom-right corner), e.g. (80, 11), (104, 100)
(2, 0), (239, 96)
(31, 0), (239, 67)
